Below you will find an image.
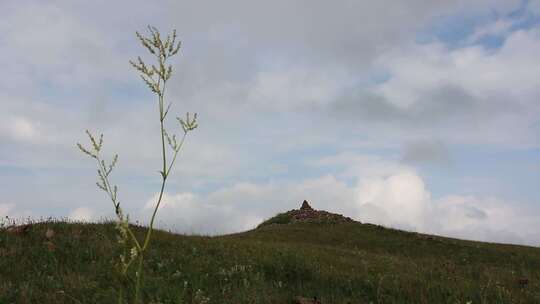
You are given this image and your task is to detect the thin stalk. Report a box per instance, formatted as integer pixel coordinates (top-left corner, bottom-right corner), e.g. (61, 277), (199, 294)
(143, 177), (167, 250)
(137, 74), (172, 300)
(134, 254), (144, 304)
(118, 289), (123, 304)
(159, 79), (167, 173)
(142, 130), (186, 251)
(96, 157), (141, 250)
(143, 79), (168, 250)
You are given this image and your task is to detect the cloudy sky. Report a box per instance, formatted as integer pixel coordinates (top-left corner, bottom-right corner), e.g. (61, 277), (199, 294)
(1, 0), (540, 246)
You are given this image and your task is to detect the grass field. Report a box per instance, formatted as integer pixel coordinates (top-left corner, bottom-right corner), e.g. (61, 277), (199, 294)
(1, 214), (539, 303)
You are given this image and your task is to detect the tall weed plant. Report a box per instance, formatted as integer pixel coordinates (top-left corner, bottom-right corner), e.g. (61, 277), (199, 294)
(77, 26), (197, 303)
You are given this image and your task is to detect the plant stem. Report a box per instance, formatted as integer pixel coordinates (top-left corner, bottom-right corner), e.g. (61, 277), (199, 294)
(96, 157), (141, 250)
(137, 73), (171, 300)
(144, 177), (167, 250)
(143, 78), (168, 250)
(143, 131), (185, 251)
(134, 254), (144, 304)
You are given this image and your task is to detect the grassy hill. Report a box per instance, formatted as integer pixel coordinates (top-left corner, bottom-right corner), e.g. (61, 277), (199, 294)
(1, 204), (539, 303)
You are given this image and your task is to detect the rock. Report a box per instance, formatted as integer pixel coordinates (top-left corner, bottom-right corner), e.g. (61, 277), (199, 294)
(6, 224), (31, 236)
(293, 296), (321, 304)
(45, 228), (55, 239)
(300, 200), (313, 210)
(72, 228), (82, 240)
(44, 241), (56, 252)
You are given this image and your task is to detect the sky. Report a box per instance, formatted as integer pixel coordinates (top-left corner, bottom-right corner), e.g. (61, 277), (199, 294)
(1, 0), (540, 246)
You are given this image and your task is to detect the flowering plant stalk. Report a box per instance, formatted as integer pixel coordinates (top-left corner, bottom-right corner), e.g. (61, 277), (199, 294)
(77, 26), (197, 303)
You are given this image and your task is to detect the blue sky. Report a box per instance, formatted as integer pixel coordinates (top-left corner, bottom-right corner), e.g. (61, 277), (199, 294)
(1, 0), (539, 245)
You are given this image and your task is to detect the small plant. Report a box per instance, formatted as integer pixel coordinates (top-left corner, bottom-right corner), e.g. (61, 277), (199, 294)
(77, 26), (197, 303)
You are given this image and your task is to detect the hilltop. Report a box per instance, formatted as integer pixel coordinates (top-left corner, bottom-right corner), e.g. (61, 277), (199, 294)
(1, 201), (539, 303)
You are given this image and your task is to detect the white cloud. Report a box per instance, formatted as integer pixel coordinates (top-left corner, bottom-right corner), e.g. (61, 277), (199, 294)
(139, 153), (540, 246)
(3, 116), (40, 143)
(247, 65), (350, 111)
(69, 207), (94, 222)
(429, 196), (540, 245)
(466, 19), (514, 44)
(142, 191), (267, 235)
(528, 0), (540, 15)
(370, 26), (540, 147)
(310, 152), (411, 180)
(354, 171), (431, 231)
(0, 203), (15, 217)
(0, 203), (32, 222)
(138, 174), (353, 234)
(0, 2), (128, 90)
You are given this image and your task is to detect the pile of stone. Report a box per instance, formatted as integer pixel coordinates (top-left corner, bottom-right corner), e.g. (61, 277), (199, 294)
(288, 200), (355, 224)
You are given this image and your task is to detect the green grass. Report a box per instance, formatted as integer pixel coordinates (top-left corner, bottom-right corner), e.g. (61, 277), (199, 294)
(1, 218), (539, 303)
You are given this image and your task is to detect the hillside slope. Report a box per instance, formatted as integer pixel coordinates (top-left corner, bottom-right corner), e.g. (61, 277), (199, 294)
(1, 202), (539, 303)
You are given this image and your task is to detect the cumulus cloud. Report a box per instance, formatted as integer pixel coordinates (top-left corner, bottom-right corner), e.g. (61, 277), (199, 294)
(247, 65), (349, 111)
(69, 207), (94, 222)
(353, 171), (431, 231)
(0, 203), (15, 218)
(429, 196), (540, 245)
(139, 175), (351, 235)
(466, 18), (514, 44)
(142, 191), (265, 234)
(365, 27), (540, 147)
(0, 2), (129, 91)
(140, 153), (540, 246)
(1, 116), (41, 144)
(528, 0), (540, 15)
(0, 203), (33, 221)
(309, 152), (412, 180)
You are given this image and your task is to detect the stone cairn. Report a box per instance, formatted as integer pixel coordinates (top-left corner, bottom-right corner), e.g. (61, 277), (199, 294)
(289, 200), (354, 223)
